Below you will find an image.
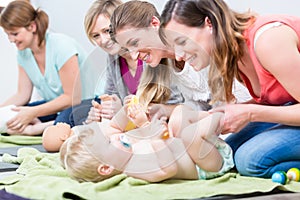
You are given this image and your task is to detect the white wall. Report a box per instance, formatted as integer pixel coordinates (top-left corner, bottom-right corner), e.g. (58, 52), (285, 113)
(227, 0), (300, 16)
(0, 28), (18, 101)
(1, 0), (300, 101)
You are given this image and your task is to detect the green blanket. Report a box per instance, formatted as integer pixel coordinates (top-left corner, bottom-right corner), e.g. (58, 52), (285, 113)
(0, 147), (300, 200)
(0, 134), (42, 148)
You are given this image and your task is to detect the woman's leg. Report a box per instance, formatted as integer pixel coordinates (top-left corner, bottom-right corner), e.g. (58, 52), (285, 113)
(225, 122), (277, 155)
(234, 124), (300, 178)
(55, 99), (94, 127)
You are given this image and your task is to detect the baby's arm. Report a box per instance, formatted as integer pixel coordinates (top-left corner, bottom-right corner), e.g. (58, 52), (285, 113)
(125, 118), (169, 140)
(110, 106), (130, 131)
(111, 95), (148, 132)
(125, 139), (178, 182)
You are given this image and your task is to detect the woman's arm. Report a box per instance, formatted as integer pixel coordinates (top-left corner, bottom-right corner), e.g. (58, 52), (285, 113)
(1, 66), (33, 107)
(212, 24), (300, 133)
(26, 55), (81, 117)
(253, 23), (300, 125)
(7, 56), (80, 132)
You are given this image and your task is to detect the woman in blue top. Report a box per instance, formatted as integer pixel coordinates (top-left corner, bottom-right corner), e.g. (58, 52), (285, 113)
(0, 1), (90, 134)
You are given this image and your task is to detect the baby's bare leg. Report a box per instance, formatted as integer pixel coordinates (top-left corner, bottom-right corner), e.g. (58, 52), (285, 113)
(180, 112), (224, 172)
(168, 105), (209, 138)
(22, 120), (54, 136)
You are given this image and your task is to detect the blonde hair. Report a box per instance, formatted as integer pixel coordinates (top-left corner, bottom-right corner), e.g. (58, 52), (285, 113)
(84, 0), (122, 45)
(160, 0), (255, 103)
(0, 0), (49, 47)
(137, 59), (172, 107)
(60, 127), (115, 182)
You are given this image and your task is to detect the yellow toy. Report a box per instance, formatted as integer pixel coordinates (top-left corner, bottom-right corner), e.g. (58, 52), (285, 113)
(125, 95), (139, 131)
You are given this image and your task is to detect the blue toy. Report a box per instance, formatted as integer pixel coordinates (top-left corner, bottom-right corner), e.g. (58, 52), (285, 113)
(272, 168), (300, 184)
(272, 171), (287, 184)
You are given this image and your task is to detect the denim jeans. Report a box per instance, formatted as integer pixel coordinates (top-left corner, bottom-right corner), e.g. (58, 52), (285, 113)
(27, 100), (57, 122)
(28, 100), (83, 126)
(55, 98), (95, 127)
(225, 122), (300, 178)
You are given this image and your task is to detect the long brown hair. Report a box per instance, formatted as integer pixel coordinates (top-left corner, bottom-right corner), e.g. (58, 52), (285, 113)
(110, 0), (171, 106)
(110, 0), (160, 40)
(160, 0), (255, 103)
(0, 0), (49, 47)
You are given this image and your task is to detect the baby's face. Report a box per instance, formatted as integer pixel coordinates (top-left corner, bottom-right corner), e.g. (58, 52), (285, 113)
(89, 132), (132, 171)
(109, 134), (133, 152)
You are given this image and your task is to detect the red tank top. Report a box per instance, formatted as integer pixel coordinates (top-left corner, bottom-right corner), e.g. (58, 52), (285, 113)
(242, 15), (300, 105)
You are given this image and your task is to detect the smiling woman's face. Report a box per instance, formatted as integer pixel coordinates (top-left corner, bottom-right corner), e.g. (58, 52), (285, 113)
(90, 14), (120, 55)
(164, 19), (213, 71)
(115, 27), (170, 67)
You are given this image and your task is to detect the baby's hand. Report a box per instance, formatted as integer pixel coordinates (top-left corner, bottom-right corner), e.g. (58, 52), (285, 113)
(124, 95), (138, 112)
(126, 96), (149, 127)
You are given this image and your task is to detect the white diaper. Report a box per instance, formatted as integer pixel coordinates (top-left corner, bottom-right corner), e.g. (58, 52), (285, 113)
(0, 105), (18, 133)
(197, 139), (234, 179)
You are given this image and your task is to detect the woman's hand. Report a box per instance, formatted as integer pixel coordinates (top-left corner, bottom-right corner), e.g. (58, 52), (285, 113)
(6, 106), (36, 132)
(85, 100), (102, 124)
(123, 94), (134, 111)
(7, 118), (40, 136)
(100, 94), (122, 120)
(210, 104), (252, 134)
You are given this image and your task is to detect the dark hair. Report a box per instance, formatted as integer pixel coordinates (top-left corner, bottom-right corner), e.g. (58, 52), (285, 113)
(0, 0), (49, 47)
(160, 0), (255, 103)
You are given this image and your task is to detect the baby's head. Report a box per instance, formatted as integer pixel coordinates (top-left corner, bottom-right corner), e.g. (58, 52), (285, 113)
(42, 123), (73, 152)
(60, 122), (130, 182)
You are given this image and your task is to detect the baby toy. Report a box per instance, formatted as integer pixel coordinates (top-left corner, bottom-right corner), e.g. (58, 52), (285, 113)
(271, 168), (300, 184)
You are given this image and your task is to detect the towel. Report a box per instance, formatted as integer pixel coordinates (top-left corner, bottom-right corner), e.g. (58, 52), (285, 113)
(0, 134), (42, 148)
(1, 147), (300, 200)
